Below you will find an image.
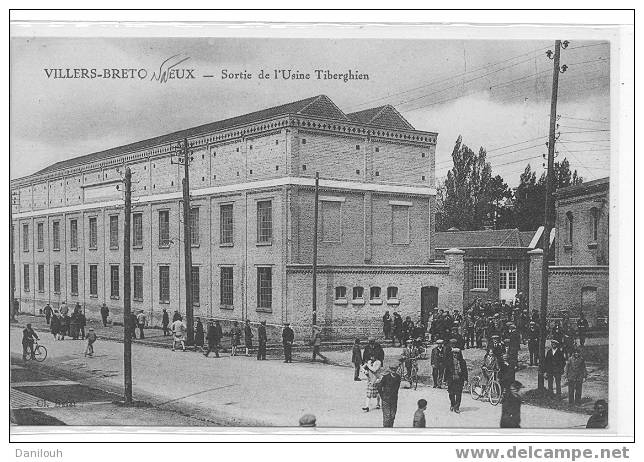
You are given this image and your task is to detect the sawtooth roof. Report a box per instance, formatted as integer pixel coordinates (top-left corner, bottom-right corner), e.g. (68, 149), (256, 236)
(347, 105), (415, 130)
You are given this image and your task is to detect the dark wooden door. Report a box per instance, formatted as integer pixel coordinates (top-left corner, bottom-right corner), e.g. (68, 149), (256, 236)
(421, 286), (438, 324)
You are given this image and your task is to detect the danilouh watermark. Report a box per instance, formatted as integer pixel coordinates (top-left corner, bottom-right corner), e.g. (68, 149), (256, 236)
(15, 449), (63, 458)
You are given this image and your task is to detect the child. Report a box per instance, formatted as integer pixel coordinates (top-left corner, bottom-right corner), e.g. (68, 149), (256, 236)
(85, 327), (97, 357)
(413, 399), (427, 428)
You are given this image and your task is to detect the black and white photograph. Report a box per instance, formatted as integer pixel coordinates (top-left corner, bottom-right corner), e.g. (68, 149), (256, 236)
(7, 11), (633, 444)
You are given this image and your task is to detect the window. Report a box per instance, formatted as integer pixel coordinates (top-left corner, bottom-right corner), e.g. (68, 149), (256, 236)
(37, 264), (45, 292)
(133, 266), (143, 301)
(590, 207), (599, 242)
(220, 204), (234, 245)
(257, 267), (272, 310)
(190, 208), (200, 246)
(23, 264), (30, 291)
(353, 286), (364, 301)
(133, 213), (143, 248)
(53, 265), (60, 293)
(22, 224), (29, 252)
(89, 217), (98, 249)
(110, 265), (119, 298)
(220, 267), (234, 306)
(109, 215), (119, 249)
(322, 201), (341, 243)
(565, 212), (574, 244)
(159, 266), (170, 303)
(335, 286), (347, 301)
(70, 219), (78, 250)
(257, 200), (272, 243)
(89, 265), (98, 296)
(499, 262), (517, 290)
(473, 262), (488, 289)
(392, 205), (410, 244)
(37, 223), (44, 250)
(159, 211), (170, 247)
(71, 264), (79, 295)
(191, 266), (200, 306)
(370, 286), (382, 301)
(387, 286), (399, 300)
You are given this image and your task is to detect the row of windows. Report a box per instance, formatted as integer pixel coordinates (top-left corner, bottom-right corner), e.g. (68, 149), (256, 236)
(471, 262), (518, 290)
(17, 200), (274, 253)
(334, 286), (399, 303)
(564, 207), (601, 245)
(18, 264), (273, 311)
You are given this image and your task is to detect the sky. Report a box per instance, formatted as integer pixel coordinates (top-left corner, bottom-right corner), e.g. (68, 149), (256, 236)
(10, 36), (611, 186)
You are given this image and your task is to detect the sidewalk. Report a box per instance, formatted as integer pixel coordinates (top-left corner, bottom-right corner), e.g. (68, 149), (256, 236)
(11, 320), (590, 428)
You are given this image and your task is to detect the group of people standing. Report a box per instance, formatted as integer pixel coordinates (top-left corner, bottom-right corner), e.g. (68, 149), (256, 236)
(44, 302), (87, 341)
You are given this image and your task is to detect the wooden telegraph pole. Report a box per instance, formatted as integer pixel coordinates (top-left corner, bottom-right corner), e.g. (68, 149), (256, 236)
(181, 139), (194, 346)
(123, 167), (133, 404)
(312, 172), (319, 327)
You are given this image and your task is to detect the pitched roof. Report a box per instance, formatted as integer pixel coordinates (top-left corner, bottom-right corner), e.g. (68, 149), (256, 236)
(434, 228), (539, 250)
(554, 177), (609, 199)
(347, 105), (415, 130)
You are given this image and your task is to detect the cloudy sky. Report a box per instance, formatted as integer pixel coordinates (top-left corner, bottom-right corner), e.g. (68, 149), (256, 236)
(10, 36), (610, 185)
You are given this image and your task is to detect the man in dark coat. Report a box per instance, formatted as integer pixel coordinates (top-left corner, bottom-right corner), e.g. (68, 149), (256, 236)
(363, 337), (385, 364)
(392, 312), (403, 346)
(194, 318), (205, 350)
(382, 311), (392, 340)
(430, 339), (446, 388)
(161, 309), (170, 336)
(351, 339), (363, 381)
(543, 339), (566, 396)
(527, 322), (540, 366)
(282, 322), (294, 363)
(500, 381), (523, 428)
(100, 303), (110, 327)
(445, 348), (468, 413)
(402, 316), (415, 342)
(70, 309), (80, 340)
(43, 303), (53, 325)
(204, 320), (222, 358)
(449, 326), (465, 350)
(257, 320), (268, 360)
(376, 365), (402, 427)
(577, 313), (589, 346)
(507, 324), (521, 369)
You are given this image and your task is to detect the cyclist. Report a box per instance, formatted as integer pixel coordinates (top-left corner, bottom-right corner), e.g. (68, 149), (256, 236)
(481, 346), (499, 388)
(22, 323), (40, 361)
(400, 339), (417, 378)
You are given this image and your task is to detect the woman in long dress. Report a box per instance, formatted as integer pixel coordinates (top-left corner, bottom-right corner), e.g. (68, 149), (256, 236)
(362, 353), (382, 412)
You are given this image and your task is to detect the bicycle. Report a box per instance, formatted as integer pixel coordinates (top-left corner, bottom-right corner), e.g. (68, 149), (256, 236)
(397, 357), (420, 390)
(24, 340), (47, 362)
(469, 368), (502, 405)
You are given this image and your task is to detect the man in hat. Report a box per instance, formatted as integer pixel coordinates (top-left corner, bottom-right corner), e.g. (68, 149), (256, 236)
(527, 322), (540, 366)
(204, 320), (222, 358)
(577, 313), (589, 347)
(491, 334), (504, 363)
(43, 303), (53, 325)
(257, 320), (268, 360)
(363, 336), (385, 364)
(376, 365), (402, 427)
(311, 325), (327, 362)
(282, 322), (294, 363)
(544, 339), (566, 396)
(450, 326), (465, 350)
(565, 348), (588, 405)
(101, 303), (110, 327)
(507, 324), (521, 369)
(402, 316), (415, 343)
(430, 339), (446, 388)
(500, 380), (523, 428)
(445, 347), (468, 413)
(382, 311), (392, 341)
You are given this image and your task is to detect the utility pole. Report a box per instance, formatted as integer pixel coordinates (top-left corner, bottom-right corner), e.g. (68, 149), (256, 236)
(311, 172), (319, 327)
(538, 39), (567, 390)
(173, 138), (194, 345)
(123, 167), (133, 404)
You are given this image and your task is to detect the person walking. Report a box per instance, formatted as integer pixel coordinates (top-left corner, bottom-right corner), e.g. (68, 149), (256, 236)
(161, 308), (170, 336)
(50, 311), (61, 340)
(431, 339), (446, 388)
(544, 339), (566, 396)
(586, 400), (608, 428)
(136, 310), (147, 339)
(445, 348), (468, 413)
(244, 319), (254, 357)
(171, 317), (186, 351)
(565, 348), (587, 406)
(282, 322), (294, 363)
(362, 353), (382, 412)
(257, 320), (267, 360)
(100, 303), (110, 327)
(204, 320), (222, 358)
(500, 381), (523, 428)
(84, 327), (97, 357)
(43, 303), (53, 325)
(351, 339), (363, 381)
(311, 325), (327, 362)
(377, 365), (402, 427)
(194, 318), (205, 352)
(413, 399), (428, 428)
(230, 321), (242, 357)
(577, 313), (589, 347)
(22, 323), (39, 360)
(382, 311), (392, 341)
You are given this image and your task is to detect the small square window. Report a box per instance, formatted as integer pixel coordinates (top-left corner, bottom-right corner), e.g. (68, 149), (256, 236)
(356, 169), (360, 175)
(375, 171), (380, 177)
(236, 171), (240, 176)
(275, 140), (279, 145)
(236, 147), (239, 152)
(275, 165), (279, 171)
(302, 165), (307, 171)
(302, 139), (307, 144)
(213, 151), (216, 157)
(422, 152), (426, 158)
(213, 175), (217, 179)
(422, 176), (426, 181)
(201, 154), (205, 159)
(375, 147), (380, 152)
(249, 145), (253, 150)
(202, 176), (205, 181)
(356, 145), (360, 150)
(249, 169), (253, 174)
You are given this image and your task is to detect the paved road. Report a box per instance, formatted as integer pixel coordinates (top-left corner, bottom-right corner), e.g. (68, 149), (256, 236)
(10, 324), (589, 428)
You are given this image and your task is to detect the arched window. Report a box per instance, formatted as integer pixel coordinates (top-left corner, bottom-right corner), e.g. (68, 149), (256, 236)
(565, 212), (574, 244)
(590, 207), (599, 242)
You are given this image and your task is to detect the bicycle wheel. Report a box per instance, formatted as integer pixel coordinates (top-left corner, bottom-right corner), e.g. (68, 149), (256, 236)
(470, 376), (483, 400)
(489, 381), (502, 405)
(34, 345), (47, 362)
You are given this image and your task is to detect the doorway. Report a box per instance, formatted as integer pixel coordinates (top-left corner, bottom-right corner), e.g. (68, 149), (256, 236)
(421, 286), (438, 325)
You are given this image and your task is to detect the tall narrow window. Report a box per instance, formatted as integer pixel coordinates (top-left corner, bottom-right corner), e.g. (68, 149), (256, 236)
(70, 219), (78, 250)
(53, 265), (60, 293)
(110, 265), (119, 298)
(159, 265), (170, 303)
(220, 267), (234, 306)
(52, 221), (60, 251)
(37, 264), (45, 292)
(191, 266), (200, 305)
(133, 265), (143, 301)
(392, 205), (411, 244)
(109, 215), (119, 249)
(565, 212), (574, 244)
(89, 217), (98, 249)
(22, 224), (29, 252)
(133, 213), (143, 248)
(159, 211), (170, 247)
(89, 265), (98, 296)
(220, 204), (234, 245)
(190, 208), (200, 246)
(321, 200), (341, 243)
(23, 264), (30, 291)
(473, 262), (488, 289)
(71, 264), (79, 295)
(257, 200), (272, 243)
(36, 223), (44, 250)
(257, 267), (272, 310)
(590, 207), (599, 242)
